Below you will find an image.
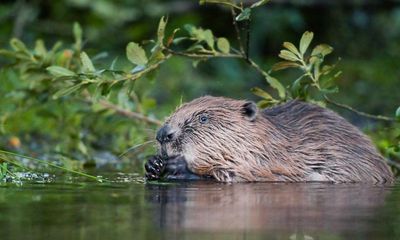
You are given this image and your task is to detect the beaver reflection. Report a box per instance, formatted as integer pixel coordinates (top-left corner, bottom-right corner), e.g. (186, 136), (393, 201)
(146, 183), (390, 237)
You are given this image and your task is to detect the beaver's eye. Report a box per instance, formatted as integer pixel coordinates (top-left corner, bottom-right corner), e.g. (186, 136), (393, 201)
(198, 114), (209, 124)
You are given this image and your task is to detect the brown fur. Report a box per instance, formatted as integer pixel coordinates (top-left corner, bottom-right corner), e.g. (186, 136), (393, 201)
(159, 96), (394, 183)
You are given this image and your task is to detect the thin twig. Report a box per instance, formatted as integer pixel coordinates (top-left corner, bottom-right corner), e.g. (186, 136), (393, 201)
(231, 8), (245, 55)
(324, 96), (395, 122)
(122, 54), (172, 83)
(245, 18), (251, 61)
(201, 0), (243, 10)
(164, 48), (242, 59)
(247, 58), (270, 78)
(129, 90), (143, 114)
(97, 99), (163, 126)
(80, 89), (162, 126)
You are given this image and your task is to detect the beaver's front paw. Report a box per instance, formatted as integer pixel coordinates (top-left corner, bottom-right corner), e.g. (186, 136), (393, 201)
(145, 155), (165, 180)
(163, 156), (206, 180)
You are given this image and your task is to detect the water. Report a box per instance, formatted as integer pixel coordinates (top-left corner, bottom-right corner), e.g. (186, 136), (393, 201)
(0, 174), (399, 240)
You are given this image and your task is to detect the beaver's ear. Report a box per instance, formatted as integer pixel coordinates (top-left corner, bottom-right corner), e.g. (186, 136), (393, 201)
(242, 101), (258, 121)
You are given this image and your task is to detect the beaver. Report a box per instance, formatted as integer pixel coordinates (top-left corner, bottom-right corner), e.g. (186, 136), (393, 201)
(145, 96), (394, 183)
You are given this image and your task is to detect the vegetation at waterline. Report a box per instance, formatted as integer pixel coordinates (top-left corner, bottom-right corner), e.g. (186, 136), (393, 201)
(0, 0), (399, 183)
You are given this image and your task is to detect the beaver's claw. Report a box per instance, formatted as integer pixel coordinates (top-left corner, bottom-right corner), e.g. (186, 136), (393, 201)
(145, 155), (165, 180)
(163, 156), (205, 180)
(145, 155), (211, 181)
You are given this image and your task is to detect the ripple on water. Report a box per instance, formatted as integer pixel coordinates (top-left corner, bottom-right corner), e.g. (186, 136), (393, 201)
(0, 174), (399, 240)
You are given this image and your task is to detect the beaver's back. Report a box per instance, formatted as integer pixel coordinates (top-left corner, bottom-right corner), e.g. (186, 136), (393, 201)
(263, 100), (393, 183)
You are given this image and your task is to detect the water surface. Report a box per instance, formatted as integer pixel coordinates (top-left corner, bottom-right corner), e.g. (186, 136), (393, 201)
(0, 174), (399, 240)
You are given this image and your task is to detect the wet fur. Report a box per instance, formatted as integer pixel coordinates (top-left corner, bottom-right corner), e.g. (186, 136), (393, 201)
(148, 96), (394, 183)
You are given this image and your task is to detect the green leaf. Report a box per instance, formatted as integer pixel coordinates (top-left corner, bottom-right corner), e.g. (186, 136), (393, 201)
(173, 37), (188, 45)
(184, 25), (214, 49)
(236, 8), (251, 21)
(309, 100), (326, 108)
(99, 82), (113, 96)
(251, 87), (276, 101)
(311, 44), (333, 57)
(333, 71), (342, 79)
(299, 31), (314, 55)
(47, 66), (76, 77)
(321, 65), (334, 75)
(10, 38), (29, 53)
(73, 22), (82, 50)
(50, 41), (62, 53)
(320, 86), (339, 94)
(396, 107), (400, 119)
(264, 74), (286, 99)
(157, 16), (167, 45)
(217, 38), (230, 53)
(47, 42), (63, 62)
(187, 44), (207, 52)
(126, 42), (148, 66)
(257, 100), (276, 108)
(283, 42), (300, 57)
(53, 83), (84, 99)
(80, 52), (96, 72)
(0, 49), (21, 59)
(251, 0), (270, 8)
(309, 56), (321, 65)
(291, 75), (311, 98)
(34, 40), (47, 57)
(184, 24), (196, 35)
(204, 29), (214, 49)
(73, 22), (82, 41)
(271, 61), (301, 71)
(291, 75), (304, 95)
(278, 50), (299, 62)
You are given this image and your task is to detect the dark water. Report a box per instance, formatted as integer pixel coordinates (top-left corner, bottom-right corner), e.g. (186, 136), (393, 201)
(1, 174), (399, 240)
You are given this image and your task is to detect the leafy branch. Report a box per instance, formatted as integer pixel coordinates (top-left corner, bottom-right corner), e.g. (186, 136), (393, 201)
(0, 22), (163, 126)
(270, 30), (396, 122)
(196, 1), (398, 122)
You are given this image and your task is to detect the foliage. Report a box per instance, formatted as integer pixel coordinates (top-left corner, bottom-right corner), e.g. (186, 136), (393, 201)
(252, 31), (339, 107)
(0, 162), (9, 181)
(0, 149), (101, 182)
(0, 21), (158, 180)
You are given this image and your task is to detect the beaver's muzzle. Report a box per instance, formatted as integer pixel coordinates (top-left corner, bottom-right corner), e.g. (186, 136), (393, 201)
(156, 124), (176, 144)
(156, 124), (178, 159)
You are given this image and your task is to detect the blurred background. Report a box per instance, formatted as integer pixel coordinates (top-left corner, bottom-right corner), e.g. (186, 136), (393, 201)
(0, 0), (399, 171)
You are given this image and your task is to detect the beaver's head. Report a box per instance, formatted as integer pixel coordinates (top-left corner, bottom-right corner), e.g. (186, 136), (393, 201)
(156, 96), (261, 177)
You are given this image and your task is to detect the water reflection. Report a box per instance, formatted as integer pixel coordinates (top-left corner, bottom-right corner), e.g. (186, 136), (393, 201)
(146, 182), (395, 239)
(0, 177), (399, 240)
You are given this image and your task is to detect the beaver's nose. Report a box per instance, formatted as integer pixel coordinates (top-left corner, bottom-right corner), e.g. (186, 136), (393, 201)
(156, 125), (176, 144)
